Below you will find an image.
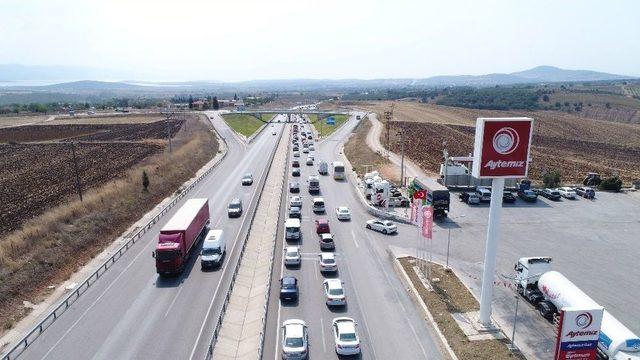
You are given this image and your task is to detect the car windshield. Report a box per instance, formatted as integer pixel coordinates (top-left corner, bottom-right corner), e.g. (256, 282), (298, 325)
(329, 288), (343, 296)
(285, 337), (304, 348)
(243, 174), (251, 178)
(383, 221), (394, 226)
(525, 190), (534, 195)
(286, 250), (298, 257)
(339, 208), (348, 213)
(229, 203), (240, 209)
(282, 281), (296, 289)
(202, 247), (221, 255)
(339, 332), (357, 341)
(286, 226), (299, 233)
(322, 258), (335, 265)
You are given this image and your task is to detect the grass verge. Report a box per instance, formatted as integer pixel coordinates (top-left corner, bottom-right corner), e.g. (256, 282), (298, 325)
(0, 115), (219, 334)
(343, 117), (399, 182)
(310, 114), (348, 137)
(398, 257), (524, 360)
(221, 114), (265, 137)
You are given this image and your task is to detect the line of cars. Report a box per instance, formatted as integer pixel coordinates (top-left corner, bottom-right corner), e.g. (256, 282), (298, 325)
(458, 183), (596, 205)
(279, 124), (362, 358)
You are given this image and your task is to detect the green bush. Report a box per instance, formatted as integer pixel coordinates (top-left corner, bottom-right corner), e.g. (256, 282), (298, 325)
(598, 176), (622, 191)
(543, 170), (561, 188)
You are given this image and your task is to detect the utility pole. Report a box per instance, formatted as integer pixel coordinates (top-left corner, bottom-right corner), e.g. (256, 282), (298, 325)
(69, 142), (83, 202)
(398, 127), (406, 187)
(383, 104), (394, 159)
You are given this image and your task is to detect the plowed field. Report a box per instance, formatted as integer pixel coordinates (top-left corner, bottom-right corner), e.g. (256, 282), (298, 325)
(363, 101), (640, 183)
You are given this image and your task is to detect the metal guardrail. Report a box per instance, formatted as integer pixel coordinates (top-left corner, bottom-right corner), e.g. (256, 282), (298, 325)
(204, 124), (286, 360)
(1, 115), (228, 360)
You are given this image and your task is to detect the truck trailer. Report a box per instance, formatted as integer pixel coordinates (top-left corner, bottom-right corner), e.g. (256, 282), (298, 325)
(413, 177), (450, 217)
(154, 198), (210, 275)
(515, 257), (640, 360)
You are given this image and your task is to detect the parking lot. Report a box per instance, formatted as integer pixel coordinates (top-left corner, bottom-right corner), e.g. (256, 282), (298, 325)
(424, 188), (640, 358)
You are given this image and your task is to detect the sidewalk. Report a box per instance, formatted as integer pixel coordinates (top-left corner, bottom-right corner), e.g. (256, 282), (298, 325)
(212, 126), (288, 359)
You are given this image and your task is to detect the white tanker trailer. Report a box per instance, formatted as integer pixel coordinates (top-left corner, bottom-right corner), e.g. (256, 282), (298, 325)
(515, 257), (640, 360)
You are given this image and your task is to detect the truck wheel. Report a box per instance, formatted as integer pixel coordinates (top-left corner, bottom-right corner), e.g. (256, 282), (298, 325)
(538, 301), (556, 320)
(366, 224), (371, 229)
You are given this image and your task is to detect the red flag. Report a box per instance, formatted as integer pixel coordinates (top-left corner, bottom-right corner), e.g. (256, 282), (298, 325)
(422, 206), (433, 239)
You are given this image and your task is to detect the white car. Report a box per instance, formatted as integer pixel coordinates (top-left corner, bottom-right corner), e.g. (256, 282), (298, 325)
(284, 246), (301, 266)
(323, 279), (346, 306)
(272, 131), (277, 135)
(281, 319), (308, 359)
(319, 253), (337, 273)
(365, 219), (397, 234)
(289, 196), (302, 208)
(331, 317), (361, 355)
(335, 206), (351, 221)
(293, 151), (300, 158)
(241, 173), (253, 186)
(306, 157), (313, 166)
(302, 147), (309, 153)
(557, 187), (577, 199)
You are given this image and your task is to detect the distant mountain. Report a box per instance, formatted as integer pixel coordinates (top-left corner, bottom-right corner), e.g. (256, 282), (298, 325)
(40, 80), (146, 91)
(511, 65), (630, 82)
(0, 64), (134, 82)
(0, 65), (635, 92)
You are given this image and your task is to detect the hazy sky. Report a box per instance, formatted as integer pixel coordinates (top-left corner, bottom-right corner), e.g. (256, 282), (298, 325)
(1, 0), (639, 81)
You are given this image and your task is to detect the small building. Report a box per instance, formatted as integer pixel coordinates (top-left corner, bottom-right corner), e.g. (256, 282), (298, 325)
(192, 100), (206, 110)
(235, 100), (245, 111)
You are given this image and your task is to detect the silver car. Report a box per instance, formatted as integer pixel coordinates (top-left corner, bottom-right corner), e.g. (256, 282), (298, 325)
(282, 319), (308, 359)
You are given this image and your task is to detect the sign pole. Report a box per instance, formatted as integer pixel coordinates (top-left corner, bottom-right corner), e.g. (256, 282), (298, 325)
(478, 177), (505, 325)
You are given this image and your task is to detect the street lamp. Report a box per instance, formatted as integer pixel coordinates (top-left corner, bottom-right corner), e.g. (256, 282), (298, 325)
(500, 272), (542, 351)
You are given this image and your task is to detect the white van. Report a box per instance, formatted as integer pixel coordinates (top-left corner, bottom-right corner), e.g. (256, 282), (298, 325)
(313, 197), (325, 213)
(285, 218), (301, 241)
(201, 229), (225, 269)
(318, 161), (328, 175)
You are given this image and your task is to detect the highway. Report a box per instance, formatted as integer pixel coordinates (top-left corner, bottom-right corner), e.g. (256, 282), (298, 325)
(17, 112), (284, 360)
(263, 115), (444, 359)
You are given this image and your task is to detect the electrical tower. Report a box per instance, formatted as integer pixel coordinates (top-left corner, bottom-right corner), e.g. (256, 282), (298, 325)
(383, 103), (394, 159)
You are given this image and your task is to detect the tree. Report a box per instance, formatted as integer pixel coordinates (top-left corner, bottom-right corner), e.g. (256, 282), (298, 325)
(233, 93), (238, 101)
(599, 176), (622, 192)
(543, 170), (561, 188)
(142, 170), (150, 192)
(212, 96), (220, 110)
(188, 95), (194, 109)
(542, 94), (550, 102)
(554, 101), (561, 108)
(605, 102), (612, 109)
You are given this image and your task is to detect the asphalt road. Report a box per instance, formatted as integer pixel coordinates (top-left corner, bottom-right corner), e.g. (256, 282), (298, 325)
(262, 115), (444, 360)
(17, 112), (285, 360)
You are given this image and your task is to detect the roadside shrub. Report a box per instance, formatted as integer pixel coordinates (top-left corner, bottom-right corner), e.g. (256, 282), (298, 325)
(599, 176), (623, 192)
(543, 170), (561, 188)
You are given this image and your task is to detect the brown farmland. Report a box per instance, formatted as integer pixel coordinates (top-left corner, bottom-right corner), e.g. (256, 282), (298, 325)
(363, 101), (640, 184)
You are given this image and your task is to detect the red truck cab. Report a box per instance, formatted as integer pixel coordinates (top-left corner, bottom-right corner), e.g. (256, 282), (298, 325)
(154, 198), (210, 275)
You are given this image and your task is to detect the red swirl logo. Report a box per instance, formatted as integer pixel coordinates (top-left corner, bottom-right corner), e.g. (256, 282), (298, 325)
(575, 312), (593, 329)
(492, 127), (520, 155)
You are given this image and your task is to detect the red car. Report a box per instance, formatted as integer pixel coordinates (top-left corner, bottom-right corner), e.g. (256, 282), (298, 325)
(315, 219), (330, 235)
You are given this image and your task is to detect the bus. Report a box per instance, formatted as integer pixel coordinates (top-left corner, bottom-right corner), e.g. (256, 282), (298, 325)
(332, 161), (345, 180)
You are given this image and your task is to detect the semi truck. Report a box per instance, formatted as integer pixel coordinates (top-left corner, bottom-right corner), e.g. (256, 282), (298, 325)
(412, 177), (450, 218)
(154, 198), (210, 275)
(514, 257), (640, 359)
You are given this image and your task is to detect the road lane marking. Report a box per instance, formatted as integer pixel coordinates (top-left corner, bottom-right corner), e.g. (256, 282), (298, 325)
(164, 286), (184, 317)
(351, 229), (359, 248)
(188, 131), (275, 360)
(41, 237), (154, 360)
(320, 317), (327, 353)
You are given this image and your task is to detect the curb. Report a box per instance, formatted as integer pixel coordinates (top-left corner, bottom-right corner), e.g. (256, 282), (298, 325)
(390, 254), (459, 360)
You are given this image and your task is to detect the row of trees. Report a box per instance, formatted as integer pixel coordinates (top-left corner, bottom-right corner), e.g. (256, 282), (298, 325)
(436, 87), (541, 110)
(542, 170), (623, 191)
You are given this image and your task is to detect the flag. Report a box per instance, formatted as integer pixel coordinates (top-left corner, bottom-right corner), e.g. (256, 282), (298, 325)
(422, 206), (433, 239)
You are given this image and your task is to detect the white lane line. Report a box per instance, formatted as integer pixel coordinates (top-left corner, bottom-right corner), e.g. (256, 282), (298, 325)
(320, 317), (327, 353)
(351, 229), (359, 248)
(164, 286), (184, 317)
(314, 265), (319, 280)
(41, 238), (154, 360)
(187, 134), (274, 360)
(365, 234), (429, 359)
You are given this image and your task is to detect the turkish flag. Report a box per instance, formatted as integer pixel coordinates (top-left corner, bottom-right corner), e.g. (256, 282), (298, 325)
(422, 206), (433, 239)
(414, 190), (426, 199)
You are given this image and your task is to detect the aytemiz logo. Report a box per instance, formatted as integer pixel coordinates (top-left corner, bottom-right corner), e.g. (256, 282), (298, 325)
(472, 118), (533, 178)
(492, 127), (520, 154)
(575, 313), (593, 329)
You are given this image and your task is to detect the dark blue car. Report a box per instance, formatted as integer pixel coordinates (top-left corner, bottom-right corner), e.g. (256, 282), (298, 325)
(280, 276), (298, 301)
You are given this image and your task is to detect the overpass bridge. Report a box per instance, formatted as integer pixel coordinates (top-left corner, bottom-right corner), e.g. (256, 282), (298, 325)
(231, 109), (350, 123)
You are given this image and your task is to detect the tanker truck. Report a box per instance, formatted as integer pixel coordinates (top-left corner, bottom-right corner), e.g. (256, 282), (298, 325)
(153, 198), (210, 275)
(514, 257), (640, 359)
